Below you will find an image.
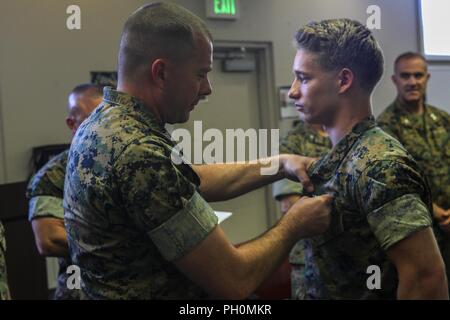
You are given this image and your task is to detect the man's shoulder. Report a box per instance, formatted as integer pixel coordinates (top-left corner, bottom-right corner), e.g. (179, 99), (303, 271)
(352, 127), (430, 205)
(427, 104), (450, 122)
(27, 149), (69, 198)
(73, 105), (171, 165)
(80, 103), (149, 145)
(350, 126), (410, 167)
(39, 149), (69, 172)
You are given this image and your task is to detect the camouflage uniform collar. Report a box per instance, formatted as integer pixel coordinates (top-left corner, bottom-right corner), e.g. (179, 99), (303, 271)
(392, 98), (426, 114)
(103, 87), (168, 136)
(308, 117), (376, 183)
(391, 99), (442, 126)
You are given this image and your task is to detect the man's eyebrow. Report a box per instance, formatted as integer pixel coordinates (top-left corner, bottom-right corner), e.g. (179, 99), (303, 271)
(293, 70), (310, 76)
(399, 71), (425, 76)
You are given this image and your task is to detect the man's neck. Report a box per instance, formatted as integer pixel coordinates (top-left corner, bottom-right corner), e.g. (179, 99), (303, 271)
(324, 98), (372, 146)
(396, 97), (425, 115)
(117, 81), (164, 123)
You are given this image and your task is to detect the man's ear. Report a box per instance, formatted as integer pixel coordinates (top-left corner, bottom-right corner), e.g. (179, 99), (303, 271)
(66, 117), (76, 135)
(151, 59), (167, 88)
(338, 68), (354, 94)
(391, 74), (397, 85)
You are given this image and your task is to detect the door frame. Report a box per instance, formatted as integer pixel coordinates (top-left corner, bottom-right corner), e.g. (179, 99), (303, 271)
(0, 75), (7, 184)
(213, 40), (281, 227)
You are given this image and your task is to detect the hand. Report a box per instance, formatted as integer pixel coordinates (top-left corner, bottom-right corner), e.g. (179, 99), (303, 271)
(438, 210), (450, 234)
(439, 216), (450, 233)
(433, 204), (450, 234)
(433, 204), (449, 221)
(280, 154), (317, 193)
(284, 194), (333, 239)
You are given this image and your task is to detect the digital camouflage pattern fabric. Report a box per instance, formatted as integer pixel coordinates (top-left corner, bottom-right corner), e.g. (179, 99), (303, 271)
(272, 121), (331, 299)
(377, 100), (450, 291)
(26, 149), (80, 300)
(377, 101), (450, 210)
(0, 222), (11, 300)
(64, 87), (218, 299)
(303, 117), (433, 299)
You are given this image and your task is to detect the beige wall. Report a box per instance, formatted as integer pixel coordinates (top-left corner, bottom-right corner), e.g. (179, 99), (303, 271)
(0, 0), (419, 183)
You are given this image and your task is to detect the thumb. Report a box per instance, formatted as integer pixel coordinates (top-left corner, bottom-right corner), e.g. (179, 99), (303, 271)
(296, 168), (314, 193)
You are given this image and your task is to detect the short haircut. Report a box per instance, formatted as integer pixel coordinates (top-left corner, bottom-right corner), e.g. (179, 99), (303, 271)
(294, 19), (384, 93)
(70, 83), (104, 99)
(118, 2), (212, 81)
(394, 52), (427, 72)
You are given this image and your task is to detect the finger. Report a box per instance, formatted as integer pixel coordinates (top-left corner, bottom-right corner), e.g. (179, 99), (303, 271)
(296, 168), (314, 193)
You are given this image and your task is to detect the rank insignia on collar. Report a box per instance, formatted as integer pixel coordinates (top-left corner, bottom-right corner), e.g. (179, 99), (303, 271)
(430, 113), (438, 121)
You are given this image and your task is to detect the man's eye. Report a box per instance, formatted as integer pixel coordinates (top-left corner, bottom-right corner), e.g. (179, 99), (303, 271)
(414, 73), (424, 79)
(300, 77), (309, 83)
(296, 75), (308, 83)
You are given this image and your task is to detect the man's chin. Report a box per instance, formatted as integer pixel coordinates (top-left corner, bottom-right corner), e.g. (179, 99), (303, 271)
(167, 117), (190, 125)
(403, 94), (421, 103)
(301, 113), (320, 125)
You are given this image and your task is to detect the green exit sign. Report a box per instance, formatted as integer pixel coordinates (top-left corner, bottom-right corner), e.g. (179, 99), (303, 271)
(206, 0), (240, 20)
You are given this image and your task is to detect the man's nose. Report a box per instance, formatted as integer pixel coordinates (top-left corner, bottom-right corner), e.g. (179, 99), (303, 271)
(406, 75), (418, 86)
(200, 77), (212, 97)
(288, 80), (300, 100)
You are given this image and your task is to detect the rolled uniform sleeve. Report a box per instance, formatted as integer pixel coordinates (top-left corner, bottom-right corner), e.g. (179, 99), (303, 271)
(28, 196), (64, 222)
(26, 150), (67, 222)
(357, 160), (433, 250)
(116, 142), (218, 262)
(272, 179), (303, 200)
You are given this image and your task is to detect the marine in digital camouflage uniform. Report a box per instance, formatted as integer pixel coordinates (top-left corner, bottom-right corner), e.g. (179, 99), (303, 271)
(26, 83), (102, 300)
(0, 222), (11, 300)
(378, 89), (450, 211)
(303, 117), (434, 299)
(377, 51), (450, 291)
(26, 150), (80, 300)
(378, 100), (450, 291)
(289, 19), (447, 299)
(64, 88), (218, 299)
(272, 121), (331, 299)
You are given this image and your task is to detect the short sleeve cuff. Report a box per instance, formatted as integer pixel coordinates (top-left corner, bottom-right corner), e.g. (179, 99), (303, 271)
(272, 179), (303, 200)
(148, 191), (218, 261)
(28, 196), (64, 221)
(367, 194), (432, 251)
